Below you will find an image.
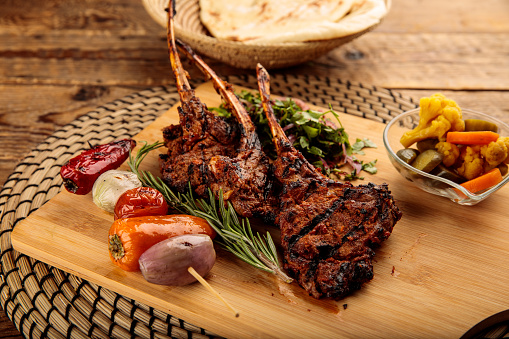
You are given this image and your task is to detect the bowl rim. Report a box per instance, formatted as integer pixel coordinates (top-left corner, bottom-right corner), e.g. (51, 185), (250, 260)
(383, 108), (509, 202)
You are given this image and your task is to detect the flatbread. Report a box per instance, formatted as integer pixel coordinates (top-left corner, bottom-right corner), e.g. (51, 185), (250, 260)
(199, 0), (387, 44)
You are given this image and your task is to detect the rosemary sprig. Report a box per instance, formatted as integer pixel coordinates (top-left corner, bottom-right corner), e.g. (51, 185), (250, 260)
(128, 141), (292, 283)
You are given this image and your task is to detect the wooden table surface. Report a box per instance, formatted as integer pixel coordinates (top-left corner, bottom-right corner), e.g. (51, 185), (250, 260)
(1, 0), (508, 337)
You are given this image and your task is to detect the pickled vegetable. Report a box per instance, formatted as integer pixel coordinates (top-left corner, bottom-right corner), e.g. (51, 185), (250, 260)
(416, 139), (438, 152)
(430, 164), (465, 184)
(396, 148), (420, 164)
(399, 93), (464, 148)
(497, 163), (508, 176)
(464, 119), (499, 133)
(482, 138), (509, 167)
(460, 168), (503, 194)
(397, 94), (506, 187)
(446, 131), (499, 145)
(410, 149), (444, 173)
(139, 234), (216, 286)
(435, 141), (460, 167)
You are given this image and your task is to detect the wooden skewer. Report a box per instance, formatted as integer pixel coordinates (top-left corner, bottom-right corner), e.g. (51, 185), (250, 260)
(188, 267), (240, 318)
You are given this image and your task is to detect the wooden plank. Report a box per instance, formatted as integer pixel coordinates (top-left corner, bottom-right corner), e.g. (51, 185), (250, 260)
(1, 1), (508, 91)
(11, 82), (509, 338)
(1, 32), (507, 91)
(381, 0), (509, 33)
(0, 0), (161, 36)
(303, 32), (509, 90)
(0, 309), (21, 339)
(3, 0), (508, 37)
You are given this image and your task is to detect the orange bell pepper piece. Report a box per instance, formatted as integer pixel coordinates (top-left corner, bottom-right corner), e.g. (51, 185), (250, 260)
(108, 214), (216, 271)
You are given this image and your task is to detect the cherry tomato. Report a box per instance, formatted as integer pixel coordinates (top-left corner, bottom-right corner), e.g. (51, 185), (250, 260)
(114, 187), (168, 220)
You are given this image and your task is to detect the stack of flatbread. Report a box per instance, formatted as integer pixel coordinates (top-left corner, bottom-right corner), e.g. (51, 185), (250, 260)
(199, 0), (387, 44)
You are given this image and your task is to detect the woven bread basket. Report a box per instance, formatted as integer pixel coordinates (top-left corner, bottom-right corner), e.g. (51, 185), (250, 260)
(142, 0), (391, 69)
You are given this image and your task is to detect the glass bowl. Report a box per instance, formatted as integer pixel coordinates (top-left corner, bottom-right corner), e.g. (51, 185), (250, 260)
(383, 108), (509, 205)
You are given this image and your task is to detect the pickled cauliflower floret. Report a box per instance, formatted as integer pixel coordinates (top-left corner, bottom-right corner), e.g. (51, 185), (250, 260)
(457, 145), (484, 180)
(499, 137), (509, 164)
(400, 93), (465, 148)
(481, 137), (509, 169)
(435, 141), (460, 167)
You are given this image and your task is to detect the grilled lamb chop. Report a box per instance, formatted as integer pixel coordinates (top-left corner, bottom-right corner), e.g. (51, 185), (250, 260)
(160, 2), (279, 222)
(175, 40), (279, 222)
(159, 2), (239, 195)
(256, 64), (402, 299)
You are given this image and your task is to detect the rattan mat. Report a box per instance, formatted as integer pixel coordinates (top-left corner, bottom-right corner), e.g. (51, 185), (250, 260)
(0, 74), (420, 338)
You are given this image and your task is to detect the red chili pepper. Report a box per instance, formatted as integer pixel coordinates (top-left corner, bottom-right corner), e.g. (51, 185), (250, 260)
(60, 139), (136, 195)
(114, 187), (168, 220)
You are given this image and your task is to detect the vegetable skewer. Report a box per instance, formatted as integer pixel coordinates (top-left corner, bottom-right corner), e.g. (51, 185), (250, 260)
(138, 232), (239, 317)
(187, 267), (240, 318)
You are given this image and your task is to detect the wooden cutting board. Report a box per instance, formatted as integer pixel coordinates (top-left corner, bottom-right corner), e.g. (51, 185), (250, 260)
(11, 82), (509, 338)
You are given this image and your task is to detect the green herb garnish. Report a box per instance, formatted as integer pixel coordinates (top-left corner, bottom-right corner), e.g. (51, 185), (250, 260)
(212, 90), (377, 180)
(128, 141), (292, 283)
(352, 138), (377, 155)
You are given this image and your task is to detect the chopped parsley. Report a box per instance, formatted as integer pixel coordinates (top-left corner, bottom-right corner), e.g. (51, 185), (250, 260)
(211, 90), (377, 180)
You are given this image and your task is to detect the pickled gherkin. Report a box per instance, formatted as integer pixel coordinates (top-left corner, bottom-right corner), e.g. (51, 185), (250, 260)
(410, 149), (443, 173)
(396, 148), (420, 164)
(430, 164), (465, 184)
(464, 119), (499, 133)
(416, 138), (438, 152)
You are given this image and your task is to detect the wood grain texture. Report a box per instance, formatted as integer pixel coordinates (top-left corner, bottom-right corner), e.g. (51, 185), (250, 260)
(11, 82), (509, 338)
(0, 310), (20, 339)
(1, 0), (508, 336)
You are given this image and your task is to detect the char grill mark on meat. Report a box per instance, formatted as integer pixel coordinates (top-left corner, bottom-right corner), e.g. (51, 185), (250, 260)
(160, 2), (240, 196)
(176, 39), (280, 223)
(256, 64), (402, 299)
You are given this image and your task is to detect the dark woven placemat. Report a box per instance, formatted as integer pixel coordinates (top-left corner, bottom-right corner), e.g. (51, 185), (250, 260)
(0, 74), (419, 338)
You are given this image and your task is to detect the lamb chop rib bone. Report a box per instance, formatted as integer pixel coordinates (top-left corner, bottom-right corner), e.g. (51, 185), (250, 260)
(257, 64), (402, 299)
(175, 39), (257, 151)
(162, 3), (278, 222)
(167, 1), (189, 105)
(176, 39), (279, 222)
(160, 2), (239, 195)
